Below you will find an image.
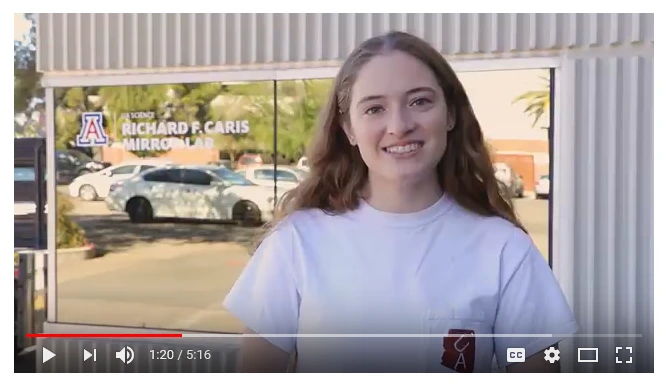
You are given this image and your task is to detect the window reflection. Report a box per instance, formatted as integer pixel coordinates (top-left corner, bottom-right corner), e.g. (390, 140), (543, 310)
(54, 81), (278, 332)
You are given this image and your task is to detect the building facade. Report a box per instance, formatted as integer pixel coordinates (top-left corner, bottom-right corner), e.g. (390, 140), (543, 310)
(35, 13), (654, 373)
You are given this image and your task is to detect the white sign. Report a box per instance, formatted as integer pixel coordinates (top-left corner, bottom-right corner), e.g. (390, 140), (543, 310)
(118, 111), (250, 152)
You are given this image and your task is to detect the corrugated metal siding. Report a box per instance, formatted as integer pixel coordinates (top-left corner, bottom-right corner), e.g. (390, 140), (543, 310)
(565, 53), (654, 373)
(36, 13), (654, 73)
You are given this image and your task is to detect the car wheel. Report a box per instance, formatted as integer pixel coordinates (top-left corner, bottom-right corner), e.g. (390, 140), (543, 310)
(232, 200), (262, 227)
(126, 197), (154, 223)
(78, 184), (98, 201)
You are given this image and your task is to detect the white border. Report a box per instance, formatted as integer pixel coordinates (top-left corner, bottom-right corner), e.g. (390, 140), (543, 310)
(45, 87), (58, 323)
(39, 57), (561, 88)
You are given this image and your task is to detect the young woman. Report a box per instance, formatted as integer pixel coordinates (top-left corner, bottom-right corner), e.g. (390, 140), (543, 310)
(223, 31), (578, 373)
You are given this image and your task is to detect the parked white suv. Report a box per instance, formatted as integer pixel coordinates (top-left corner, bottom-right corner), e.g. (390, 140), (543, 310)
(68, 159), (171, 201)
(535, 174), (550, 199)
(106, 165), (286, 226)
(235, 165), (307, 190)
(296, 156), (309, 171)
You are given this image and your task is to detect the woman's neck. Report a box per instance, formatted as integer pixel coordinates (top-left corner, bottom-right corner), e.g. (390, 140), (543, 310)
(363, 172), (443, 214)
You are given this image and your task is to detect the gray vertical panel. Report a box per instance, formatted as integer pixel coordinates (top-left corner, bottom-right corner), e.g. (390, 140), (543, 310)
(287, 13), (301, 62)
(239, 13), (253, 64)
(248, 13), (258, 64)
(92, 14), (104, 70)
(210, 13), (223, 65)
(151, 14), (164, 69)
(200, 13), (210, 66)
(77, 13), (88, 70)
(165, 13), (177, 67)
(569, 53), (654, 373)
(638, 13), (654, 43)
(137, 14), (150, 69)
(636, 54), (654, 374)
(173, 13), (182, 67)
(306, 13), (323, 62)
(322, 13), (339, 61)
(51, 13), (65, 71)
(107, 14), (120, 70)
(272, 13), (286, 63)
(225, 13), (239, 65)
(338, 14), (354, 58)
(180, 13), (195, 67)
(121, 14), (134, 70)
(424, 13), (444, 53)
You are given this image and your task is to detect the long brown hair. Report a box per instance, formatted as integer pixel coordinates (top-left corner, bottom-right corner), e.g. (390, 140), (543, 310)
(262, 31), (524, 243)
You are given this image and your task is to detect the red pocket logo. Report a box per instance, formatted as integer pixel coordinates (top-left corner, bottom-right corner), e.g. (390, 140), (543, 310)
(441, 329), (476, 373)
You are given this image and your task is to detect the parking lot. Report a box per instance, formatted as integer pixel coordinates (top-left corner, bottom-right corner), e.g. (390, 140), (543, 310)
(55, 193), (550, 333)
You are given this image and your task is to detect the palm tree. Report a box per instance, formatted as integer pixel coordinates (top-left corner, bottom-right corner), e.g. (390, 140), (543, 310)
(512, 75), (550, 129)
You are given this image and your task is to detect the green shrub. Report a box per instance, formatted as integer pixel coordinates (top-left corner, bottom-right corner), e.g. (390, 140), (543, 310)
(56, 193), (89, 249)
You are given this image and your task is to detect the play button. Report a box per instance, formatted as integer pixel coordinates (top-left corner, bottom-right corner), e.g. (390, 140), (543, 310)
(42, 347), (56, 363)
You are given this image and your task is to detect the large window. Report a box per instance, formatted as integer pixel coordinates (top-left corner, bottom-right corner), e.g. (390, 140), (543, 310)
(53, 69), (552, 333)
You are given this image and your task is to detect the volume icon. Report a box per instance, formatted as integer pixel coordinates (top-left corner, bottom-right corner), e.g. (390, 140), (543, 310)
(115, 346), (135, 364)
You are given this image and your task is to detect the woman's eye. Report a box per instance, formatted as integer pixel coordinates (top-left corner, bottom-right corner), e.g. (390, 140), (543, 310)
(365, 106), (384, 115)
(410, 97), (432, 107)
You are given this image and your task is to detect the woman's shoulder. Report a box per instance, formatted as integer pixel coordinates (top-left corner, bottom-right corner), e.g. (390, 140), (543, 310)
(256, 207), (354, 260)
(446, 199), (535, 256)
(276, 206), (354, 232)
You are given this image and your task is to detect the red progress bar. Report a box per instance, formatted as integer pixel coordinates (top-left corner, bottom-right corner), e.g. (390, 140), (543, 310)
(26, 333), (183, 338)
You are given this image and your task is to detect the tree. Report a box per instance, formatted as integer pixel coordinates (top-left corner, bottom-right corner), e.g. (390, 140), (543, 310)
(14, 13), (43, 137)
(512, 75), (550, 129)
(275, 79), (332, 161)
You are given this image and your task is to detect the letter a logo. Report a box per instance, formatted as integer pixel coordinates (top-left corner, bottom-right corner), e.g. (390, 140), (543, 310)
(441, 329), (476, 373)
(76, 112), (109, 147)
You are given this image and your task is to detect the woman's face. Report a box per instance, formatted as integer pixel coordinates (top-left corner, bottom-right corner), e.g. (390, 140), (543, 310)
(345, 51), (454, 184)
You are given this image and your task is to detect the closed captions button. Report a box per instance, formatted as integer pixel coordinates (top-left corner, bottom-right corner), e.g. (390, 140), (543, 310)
(507, 348), (526, 363)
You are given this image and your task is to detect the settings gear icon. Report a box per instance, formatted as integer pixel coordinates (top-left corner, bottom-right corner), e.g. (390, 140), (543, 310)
(543, 346), (561, 363)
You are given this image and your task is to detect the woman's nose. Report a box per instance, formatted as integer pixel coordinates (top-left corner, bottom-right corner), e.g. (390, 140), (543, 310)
(386, 107), (415, 136)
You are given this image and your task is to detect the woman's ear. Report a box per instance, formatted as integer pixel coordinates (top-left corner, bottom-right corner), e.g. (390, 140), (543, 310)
(446, 112), (456, 132)
(342, 122), (357, 146)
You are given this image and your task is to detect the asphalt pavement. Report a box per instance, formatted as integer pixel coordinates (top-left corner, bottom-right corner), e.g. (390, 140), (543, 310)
(53, 195), (549, 334)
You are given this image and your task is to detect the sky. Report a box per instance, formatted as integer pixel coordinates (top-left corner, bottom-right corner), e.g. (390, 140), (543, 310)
(459, 68), (550, 141)
(14, 13), (31, 43)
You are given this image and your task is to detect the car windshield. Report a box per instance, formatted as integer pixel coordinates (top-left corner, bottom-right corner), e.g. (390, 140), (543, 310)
(209, 167), (255, 186)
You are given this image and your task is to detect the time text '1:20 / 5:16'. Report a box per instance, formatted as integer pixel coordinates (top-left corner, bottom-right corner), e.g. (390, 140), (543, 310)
(149, 349), (212, 360)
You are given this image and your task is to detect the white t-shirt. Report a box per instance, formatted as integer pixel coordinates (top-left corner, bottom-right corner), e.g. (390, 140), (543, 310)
(223, 194), (578, 373)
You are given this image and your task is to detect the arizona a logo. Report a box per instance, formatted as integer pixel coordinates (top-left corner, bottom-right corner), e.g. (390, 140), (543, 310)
(441, 329), (476, 373)
(76, 112), (109, 147)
